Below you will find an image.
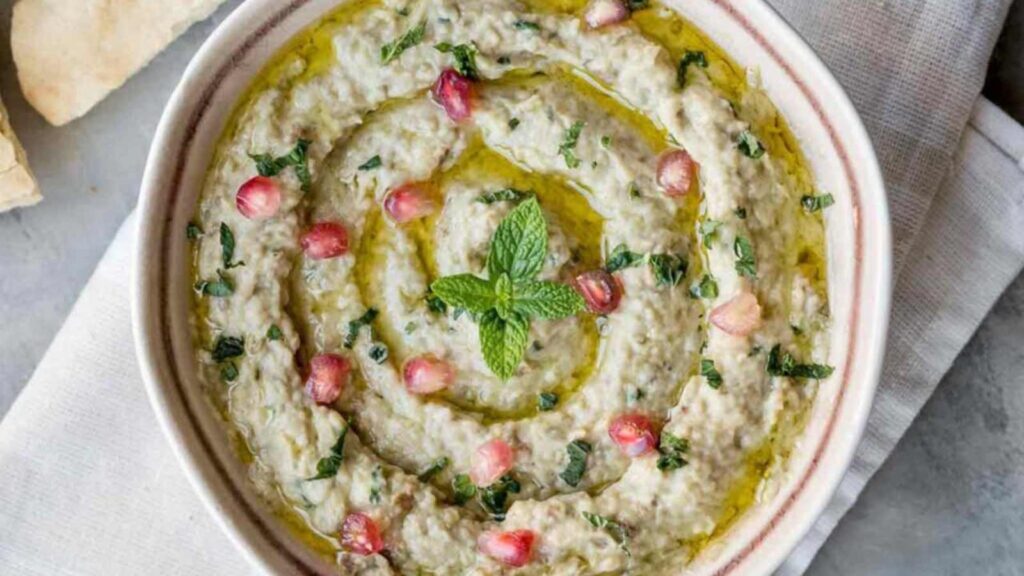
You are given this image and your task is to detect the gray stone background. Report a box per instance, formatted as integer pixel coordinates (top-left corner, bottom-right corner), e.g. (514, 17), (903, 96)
(0, 1), (1021, 574)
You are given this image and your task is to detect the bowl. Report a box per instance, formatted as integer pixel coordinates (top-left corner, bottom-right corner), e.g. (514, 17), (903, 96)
(132, 0), (891, 573)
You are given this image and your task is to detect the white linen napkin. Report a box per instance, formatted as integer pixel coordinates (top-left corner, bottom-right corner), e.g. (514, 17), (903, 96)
(1, 2), (1022, 574)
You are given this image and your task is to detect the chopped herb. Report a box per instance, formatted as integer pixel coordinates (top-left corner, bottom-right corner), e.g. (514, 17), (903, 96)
(558, 121), (585, 169)
(397, 7), (410, 16)
(513, 19), (541, 32)
(404, 321), (418, 334)
(737, 130), (765, 159)
(734, 236), (757, 278)
(452, 473), (477, 505)
(381, 21), (427, 64)
(538, 392), (559, 411)
(508, 117), (521, 130)
(186, 221), (202, 240)
(801, 193), (835, 213)
(650, 253), (688, 287)
(766, 345), (834, 379)
(249, 139), (312, 192)
(369, 466), (384, 504)
(734, 207), (748, 219)
(626, 0), (650, 11)
(497, 55), (512, 65)
(368, 343), (389, 364)
(700, 358), (723, 389)
(559, 439), (591, 487)
(308, 425), (348, 480)
(628, 181), (642, 198)
(480, 474), (521, 521)
(358, 155), (382, 171)
(197, 270), (234, 297)
(344, 308), (379, 348)
(426, 293), (448, 314)
(417, 457), (450, 482)
(267, 325), (283, 341)
(791, 324), (804, 336)
(605, 243), (644, 273)
(434, 42), (478, 80)
(477, 188), (531, 205)
(219, 223), (244, 269)
(625, 386), (645, 405)
(699, 219), (722, 246)
(677, 50), (709, 87)
(657, 432), (690, 471)
(212, 336), (244, 362)
(600, 135), (612, 149)
(220, 362), (239, 382)
(581, 511), (631, 555)
(689, 274), (719, 299)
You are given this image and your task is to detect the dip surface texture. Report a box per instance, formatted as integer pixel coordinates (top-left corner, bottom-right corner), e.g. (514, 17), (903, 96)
(189, 0), (833, 573)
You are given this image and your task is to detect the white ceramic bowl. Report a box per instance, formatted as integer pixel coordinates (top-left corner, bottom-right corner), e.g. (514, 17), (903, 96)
(132, 1), (891, 574)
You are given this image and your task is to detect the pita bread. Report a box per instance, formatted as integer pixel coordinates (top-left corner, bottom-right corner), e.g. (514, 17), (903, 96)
(12, 0), (228, 126)
(0, 91), (41, 213)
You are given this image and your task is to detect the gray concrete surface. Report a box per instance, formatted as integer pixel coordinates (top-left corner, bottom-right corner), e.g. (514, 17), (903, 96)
(0, 0), (1021, 574)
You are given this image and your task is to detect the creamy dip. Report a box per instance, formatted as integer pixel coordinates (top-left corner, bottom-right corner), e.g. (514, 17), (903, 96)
(188, 0), (834, 573)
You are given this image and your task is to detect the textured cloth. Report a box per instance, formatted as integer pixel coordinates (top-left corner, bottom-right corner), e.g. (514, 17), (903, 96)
(1, 2), (1023, 575)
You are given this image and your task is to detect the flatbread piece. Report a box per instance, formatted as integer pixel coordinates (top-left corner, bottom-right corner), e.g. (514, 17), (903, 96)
(0, 91), (41, 212)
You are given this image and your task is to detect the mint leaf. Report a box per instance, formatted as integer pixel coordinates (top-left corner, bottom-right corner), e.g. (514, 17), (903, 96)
(559, 439), (591, 487)
(212, 336), (244, 362)
(267, 324), (283, 341)
(538, 392), (559, 411)
(650, 253), (688, 287)
(452, 473), (477, 504)
(513, 19), (540, 32)
(186, 221), (202, 240)
(358, 155), (382, 171)
(734, 236), (757, 278)
(700, 358), (723, 389)
(308, 425), (348, 481)
(699, 219), (722, 246)
(487, 197), (547, 282)
(417, 456), (449, 482)
(477, 188), (531, 205)
(479, 310), (530, 380)
(381, 21), (426, 64)
(581, 511), (630, 555)
(494, 273), (515, 320)
(766, 345), (834, 379)
(220, 362), (238, 382)
(657, 432), (690, 471)
(605, 243), (644, 273)
(430, 274), (498, 314)
(197, 270), (234, 297)
(801, 193), (835, 213)
(558, 121), (585, 169)
(344, 308), (379, 348)
(677, 50), (708, 88)
(689, 274), (719, 299)
(737, 130), (765, 159)
(434, 42), (478, 80)
(512, 281), (585, 319)
(219, 223), (243, 269)
(480, 474), (521, 521)
(250, 139), (312, 192)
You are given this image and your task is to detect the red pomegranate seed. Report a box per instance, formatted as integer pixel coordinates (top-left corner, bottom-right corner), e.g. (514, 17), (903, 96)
(384, 183), (436, 223)
(403, 356), (455, 395)
(236, 176), (283, 220)
(608, 413), (658, 457)
(340, 512), (384, 556)
(305, 354), (350, 405)
(656, 149), (697, 197)
(574, 270), (622, 314)
(432, 69), (473, 122)
(583, 0), (630, 29)
(301, 222), (349, 260)
(470, 439), (515, 487)
(478, 529), (536, 568)
(709, 291), (762, 337)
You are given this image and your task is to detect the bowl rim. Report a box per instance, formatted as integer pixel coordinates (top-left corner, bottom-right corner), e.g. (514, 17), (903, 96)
(131, 1), (892, 574)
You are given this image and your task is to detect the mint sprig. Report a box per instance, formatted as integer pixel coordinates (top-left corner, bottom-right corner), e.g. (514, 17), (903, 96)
(430, 198), (585, 379)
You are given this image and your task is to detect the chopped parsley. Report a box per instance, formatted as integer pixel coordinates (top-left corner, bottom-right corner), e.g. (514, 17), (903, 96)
(559, 439), (592, 487)
(434, 42), (478, 80)
(766, 345), (835, 379)
(600, 135), (612, 149)
(581, 511), (630, 555)
(307, 425), (348, 481)
(656, 432), (690, 471)
(605, 243), (644, 273)
(368, 342), (389, 364)
(699, 219), (722, 246)
(508, 117), (521, 130)
(628, 181), (642, 198)
(220, 362), (239, 382)
(513, 19), (541, 32)
(677, 50), (708, 87)
(358, 155), (382, 171)
(700, 358), (723, 389)
(734, 236), (757, 278)
(249, 139), (312, 192)
(417, 457), (450, 482)
(219, 223), (244, 269)
(452, 473), (477, 505)
(266, 324), (283, 341)
(212, 335), (244, 362)
(538, 392), (559, 411)
(369, 465), (385, 504)
(426, 293), (448, 314)
(480, 474), (521, 521)
(196, 270), (234, 297)
(734, 207), (748, 219)
(381, 21), (427, 64)
(650, 253), (688, 287)
(626, 0), (650, 11)
(497, 55), (512, 65)
(737, 130), (765, 159)
(689, 274), (719, 299)
(477, 187), (531, 205)
(558, 121), (585, 169)
(344, 308), (379, 348)
(186, 221), (202, 241)
(801, 193), (835, 213)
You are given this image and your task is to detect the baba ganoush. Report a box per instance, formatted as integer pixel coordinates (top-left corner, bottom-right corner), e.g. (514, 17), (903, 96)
(188, 0), (836, 573)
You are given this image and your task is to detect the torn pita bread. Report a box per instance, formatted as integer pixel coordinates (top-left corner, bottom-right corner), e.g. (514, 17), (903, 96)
(0, 91), (41, 213)
(12, 0), (228, 126)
